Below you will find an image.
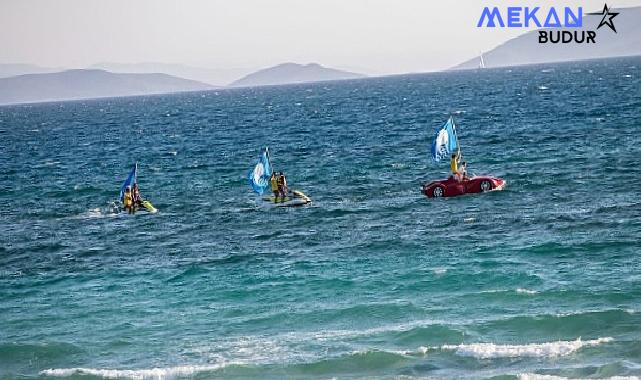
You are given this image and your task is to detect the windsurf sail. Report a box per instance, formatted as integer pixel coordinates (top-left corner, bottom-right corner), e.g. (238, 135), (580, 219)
(248, 148), (273, 195)
(119, 163), (137, 202)
(479, 52), (486, 69)
(430, 116), (459, 163)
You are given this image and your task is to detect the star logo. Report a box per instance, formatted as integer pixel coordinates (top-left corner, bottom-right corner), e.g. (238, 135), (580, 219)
(588, 3), (619, 33)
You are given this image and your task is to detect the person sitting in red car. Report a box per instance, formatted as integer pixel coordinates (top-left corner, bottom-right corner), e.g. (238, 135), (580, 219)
(460, 161), (468, 180)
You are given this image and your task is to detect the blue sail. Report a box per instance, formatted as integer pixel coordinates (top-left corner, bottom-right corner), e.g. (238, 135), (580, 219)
(430, 116), (459, 162)
(119, 163), (137, 202)
(248, 149), (272, 195)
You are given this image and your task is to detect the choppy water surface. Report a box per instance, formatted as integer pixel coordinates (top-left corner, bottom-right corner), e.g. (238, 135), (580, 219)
(1, 56), (641, 379)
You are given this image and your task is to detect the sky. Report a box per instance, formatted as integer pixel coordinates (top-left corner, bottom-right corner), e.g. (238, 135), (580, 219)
(1, 0), (640, 75)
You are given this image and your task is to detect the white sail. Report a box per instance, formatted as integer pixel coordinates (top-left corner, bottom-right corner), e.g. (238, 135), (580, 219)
(479, 52), (486, 69)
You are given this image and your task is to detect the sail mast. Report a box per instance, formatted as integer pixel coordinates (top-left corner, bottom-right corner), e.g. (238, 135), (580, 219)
(450, 116), (461, 159)
(265, 147), (273, 172)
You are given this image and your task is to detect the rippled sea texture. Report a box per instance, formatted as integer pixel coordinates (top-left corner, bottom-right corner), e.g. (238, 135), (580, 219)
(1, 56), (641, 379)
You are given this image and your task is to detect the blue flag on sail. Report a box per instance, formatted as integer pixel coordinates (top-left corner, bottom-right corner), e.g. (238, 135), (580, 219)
(119, 163), (137, 202)
(430, 117), (459, 162)
(248, 149), (272, 195)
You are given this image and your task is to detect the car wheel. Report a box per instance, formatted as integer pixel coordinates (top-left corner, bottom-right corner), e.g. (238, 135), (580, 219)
(480, 180), (492, 192)
(433, 186), (444, 197)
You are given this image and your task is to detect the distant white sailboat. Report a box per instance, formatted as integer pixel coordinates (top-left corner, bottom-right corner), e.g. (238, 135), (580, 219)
(479, 52), (486, 69)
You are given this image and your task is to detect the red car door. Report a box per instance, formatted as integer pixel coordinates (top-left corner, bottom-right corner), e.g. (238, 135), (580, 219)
(447, 178), (466, 196)
(463, 178), (477, 194)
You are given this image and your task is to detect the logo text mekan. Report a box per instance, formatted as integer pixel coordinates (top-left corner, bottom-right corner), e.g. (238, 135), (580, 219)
(477, 5), (619, 44)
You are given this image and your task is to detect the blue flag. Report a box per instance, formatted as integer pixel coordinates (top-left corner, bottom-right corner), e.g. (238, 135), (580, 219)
(430, 117), (459, 162)
(248, 149), (272, 195)
(119, 163), (137, 202)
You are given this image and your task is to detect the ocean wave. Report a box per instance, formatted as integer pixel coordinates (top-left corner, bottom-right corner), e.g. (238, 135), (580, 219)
(40, 364), (226, 379)
(478, 309), (636, 339)
(285, 349), (413, 375)
(281, 318), (452, 343)
(437, 337), (612, 359)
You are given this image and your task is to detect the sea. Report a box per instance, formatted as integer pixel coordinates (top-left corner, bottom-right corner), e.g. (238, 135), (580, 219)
(1, 56), (640, 379)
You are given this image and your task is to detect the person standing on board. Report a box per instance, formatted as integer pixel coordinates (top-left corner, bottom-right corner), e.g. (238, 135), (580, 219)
(132, 183), (142, 212)
(123, 186), (134, 214)
(278, 172), (288, 200)
(270, 172), (280, 202)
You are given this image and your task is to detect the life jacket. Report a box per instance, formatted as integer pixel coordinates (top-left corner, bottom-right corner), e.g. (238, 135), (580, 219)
(123, 191), (132, 207)
(450, 158), (458, 174)
(270, 176), (279, 191)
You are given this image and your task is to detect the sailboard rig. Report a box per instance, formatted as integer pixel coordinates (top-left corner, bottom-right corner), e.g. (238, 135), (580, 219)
(248, 148), (273, 195)
(117, 163), (157, 213)
(430, 116), (460, 163)
(479, 52), (486, 69)
(248, 148), (311, 208)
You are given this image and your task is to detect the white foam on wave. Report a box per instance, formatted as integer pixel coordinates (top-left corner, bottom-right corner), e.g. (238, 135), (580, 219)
(40, 364), (226, 379)
(86, 208), (108, 218)
(71, 207), (118, 220)
(516, 288), (538, 295)
(440, 337), (612, 359)
(519, 375), (640, 380)
(518, 374), (568, 380)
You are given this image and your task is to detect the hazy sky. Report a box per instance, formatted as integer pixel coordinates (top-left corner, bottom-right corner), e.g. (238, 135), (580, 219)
(1, 0), (640, 74)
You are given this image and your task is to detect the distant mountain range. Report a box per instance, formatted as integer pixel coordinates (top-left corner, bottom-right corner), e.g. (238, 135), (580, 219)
(90, 62), (252, 86)
(230, 63), (366, 87)
(0, 69), (213, 105)
(453, 6), (641, 70)
(0, 62), (368, 105)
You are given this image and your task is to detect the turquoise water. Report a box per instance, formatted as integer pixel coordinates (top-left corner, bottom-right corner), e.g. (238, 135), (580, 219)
(1, 56), (640, 379)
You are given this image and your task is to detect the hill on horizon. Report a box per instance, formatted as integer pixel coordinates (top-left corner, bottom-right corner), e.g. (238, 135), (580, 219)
(230, 63), (366, 87)
(453, 6), (641, 70)
(0, 69), (214, 105)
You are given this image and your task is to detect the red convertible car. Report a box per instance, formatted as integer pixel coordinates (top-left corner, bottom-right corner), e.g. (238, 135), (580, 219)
(422, 175), (506, 198)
